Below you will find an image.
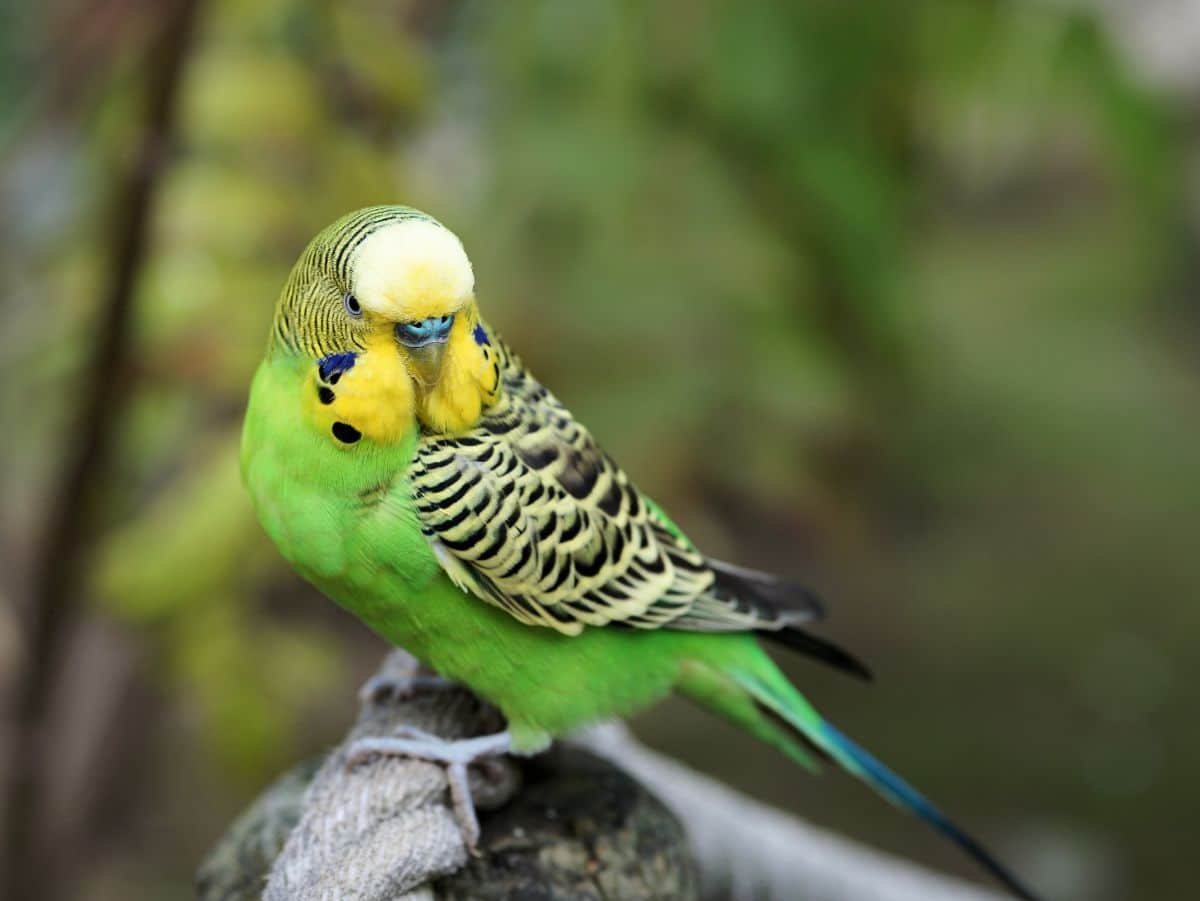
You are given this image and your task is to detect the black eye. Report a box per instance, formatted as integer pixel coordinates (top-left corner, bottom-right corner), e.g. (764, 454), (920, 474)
(343, 292), (362, 317)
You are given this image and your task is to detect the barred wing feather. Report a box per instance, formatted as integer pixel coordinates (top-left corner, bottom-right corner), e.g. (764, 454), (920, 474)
(409, 342), (825, 641)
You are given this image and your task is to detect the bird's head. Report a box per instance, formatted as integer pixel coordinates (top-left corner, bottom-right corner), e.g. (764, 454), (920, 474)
(271, 207), (499, 437)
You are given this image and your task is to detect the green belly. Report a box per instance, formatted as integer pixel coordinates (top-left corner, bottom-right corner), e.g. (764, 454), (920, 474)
(326, 564), (689, 751)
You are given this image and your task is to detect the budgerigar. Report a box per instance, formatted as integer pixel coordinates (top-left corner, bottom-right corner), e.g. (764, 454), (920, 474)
(241, 206), (1038, 899)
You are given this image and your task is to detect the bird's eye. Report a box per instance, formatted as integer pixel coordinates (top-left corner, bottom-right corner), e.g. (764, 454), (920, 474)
(395, 314), (455, 348)
(343, 293), (362, 318)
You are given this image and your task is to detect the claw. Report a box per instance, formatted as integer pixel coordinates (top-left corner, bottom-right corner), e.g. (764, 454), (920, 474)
(344, 730), (512, 852)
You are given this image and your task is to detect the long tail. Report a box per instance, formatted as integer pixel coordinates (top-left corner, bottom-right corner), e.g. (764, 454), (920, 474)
(732, 667), (1040, 901)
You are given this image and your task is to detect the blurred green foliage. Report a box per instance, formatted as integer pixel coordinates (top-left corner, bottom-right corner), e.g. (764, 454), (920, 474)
(2, 1), (1197, 899)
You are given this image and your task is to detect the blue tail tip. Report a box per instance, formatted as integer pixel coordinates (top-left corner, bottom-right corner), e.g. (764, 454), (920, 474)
(819, 722), (1042, 901)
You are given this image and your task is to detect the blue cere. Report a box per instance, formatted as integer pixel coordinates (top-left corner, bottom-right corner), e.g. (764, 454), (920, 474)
(396, 315), (455, 348)
(318, 352), (358, 383)
(473, 323), (490, 346)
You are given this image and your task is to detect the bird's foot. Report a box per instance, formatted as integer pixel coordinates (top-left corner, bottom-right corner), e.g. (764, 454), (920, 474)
(358, 671), (456, 705)
(346, 728), (512, 851)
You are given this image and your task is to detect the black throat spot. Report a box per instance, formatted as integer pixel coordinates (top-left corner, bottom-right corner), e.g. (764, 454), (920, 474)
(332, 421), (361, 444)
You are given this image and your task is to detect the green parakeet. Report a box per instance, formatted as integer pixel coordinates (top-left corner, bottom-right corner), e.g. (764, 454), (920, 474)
(241, 206), (1037, 899)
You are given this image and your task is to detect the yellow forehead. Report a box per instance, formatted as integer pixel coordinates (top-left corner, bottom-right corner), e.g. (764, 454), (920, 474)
(351, 219), (475, 322)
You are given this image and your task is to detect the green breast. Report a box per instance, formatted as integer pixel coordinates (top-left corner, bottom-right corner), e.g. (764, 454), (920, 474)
(241, 356), (436, 607)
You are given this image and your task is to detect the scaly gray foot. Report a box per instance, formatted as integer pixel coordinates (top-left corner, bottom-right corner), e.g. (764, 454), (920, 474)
(346, 728), (513, 851)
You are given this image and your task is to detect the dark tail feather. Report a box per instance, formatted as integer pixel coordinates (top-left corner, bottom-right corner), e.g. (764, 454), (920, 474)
(703, 559), (870, 681)
(819, 721), (1041, 901)
(707, 558), (827, 621)
(762, 626), (874, 681)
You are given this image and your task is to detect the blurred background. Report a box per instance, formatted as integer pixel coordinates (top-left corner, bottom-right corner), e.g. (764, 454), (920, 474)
(2, 1), (1198, 899)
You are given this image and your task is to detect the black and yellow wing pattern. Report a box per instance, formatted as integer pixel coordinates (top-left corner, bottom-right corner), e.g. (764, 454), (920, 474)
(409, 337), (867, 677)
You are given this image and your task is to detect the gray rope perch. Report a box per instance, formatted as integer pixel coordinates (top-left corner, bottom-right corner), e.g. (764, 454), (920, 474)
(196, 650), (1003, 901)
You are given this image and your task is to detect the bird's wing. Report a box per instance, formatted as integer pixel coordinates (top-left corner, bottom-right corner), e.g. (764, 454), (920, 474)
(409, 341), (823, 638)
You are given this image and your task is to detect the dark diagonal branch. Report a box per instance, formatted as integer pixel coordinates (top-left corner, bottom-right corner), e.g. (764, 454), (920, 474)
(2, 1), (205, 897)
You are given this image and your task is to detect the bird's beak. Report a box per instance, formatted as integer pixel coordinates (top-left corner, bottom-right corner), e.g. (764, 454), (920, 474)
(395, 314), (456, 388)
(407, 340), (448, 388)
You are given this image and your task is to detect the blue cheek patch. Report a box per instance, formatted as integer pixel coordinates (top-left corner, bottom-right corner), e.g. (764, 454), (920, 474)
(318, 352), (357, 383)
(473, 323), (490, 346)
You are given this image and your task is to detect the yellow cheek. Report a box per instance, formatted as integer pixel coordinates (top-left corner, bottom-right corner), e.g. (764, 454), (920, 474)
(421, 384), (482, 435)
(306, 334), (416, 446)
(417, 317), (497, 434)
